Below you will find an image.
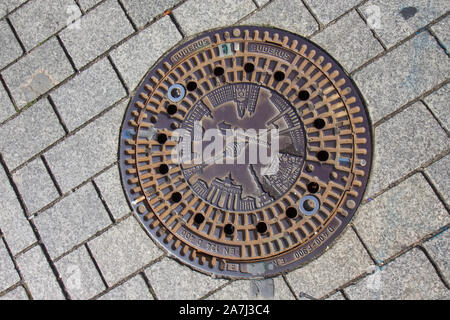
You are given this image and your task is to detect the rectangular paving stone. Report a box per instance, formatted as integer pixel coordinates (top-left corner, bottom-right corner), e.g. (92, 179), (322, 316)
(2, 37), (74, 108)
(89, 217), (163, 286)
(345, 248), (449, 299)
(111, 16), (181, 91)
(208, 277), (295, 300)
(423, 229), (450, 284)
(425, 155), (449, 207)
(354, 32), (450, 123)
(56, 246), (106, 300)
(13, 157), (59, 214)
(354, 174), (449, 263)
(242, 0), (318, 37)
(60, 0), (134, 68)
(305, 0), (362, 25)
(17, 245), (65, 300)
(431, 15), (450, 51)
(99, 275), (153, 300)
(77, 0), (102, 11)
(424, 83), (450, 132)
(0, 19), (23, 70)
(94, 165), (130, 220)
(34, 183), (111, 259)
(121, 0), (180, 28)
(173, 0), (256, 36)
(0, 0), (27, 18)
(0, 98), (66, 170)
(0, 286), (28, 300)
(0, 83), (16, 123)
(51, 58), (126, 131)
(360, 0), (450, 48)
(285, 228), (373, 298)
(366, 102), (449, 197)
(146, 257), (226, 300)
(0, 240), (20, 292)
(45, 101), (126, 193)
(0, 164), (36, 255)
(9, 0), (78, 50)
(311, 11), (384, 72)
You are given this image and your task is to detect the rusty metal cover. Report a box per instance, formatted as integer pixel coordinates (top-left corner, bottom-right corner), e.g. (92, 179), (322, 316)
(119, 26), (373, 279)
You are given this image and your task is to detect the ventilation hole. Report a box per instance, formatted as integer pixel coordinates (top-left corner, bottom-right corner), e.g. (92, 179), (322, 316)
(298, 90), (310, 101)
(317, 150), (329, 162)
(157, 133), (168, 144)
(186, 81), (197, 91)
(213, 66), (225, 76)
(158, 164), (169, 174)
(171, 192), (182, 203)
(244, 63), (255, 73)
(194, 213), (205, 224)
(167, 104), (178, 115)
(307, 182), (320, 193)
(256, 222), (268, 234)
(274, 71), (285, 81)
(313, 118), (326, 129)
(224, 224), (235, 235)
(286, 207), (298, 219)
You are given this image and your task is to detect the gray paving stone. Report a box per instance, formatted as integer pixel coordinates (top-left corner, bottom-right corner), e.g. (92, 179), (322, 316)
(13, 158), (59, 214)
(146, 257), (226, 300)
(0, 19), (23, 70)
(10, 0), (78, 50)
(285, 228), (373, 298)
(60, 0), (134, 68)
(423, 229), (450, 284)
(431, 15), (450, 51)
(51, 58), (126, 131)
(326, 292), (346, 300)
(0, 98), (65, 170)
(0, 286), (28, 300)
(121, 0), (179, 29)
(345, 248), (449, 300)
(89, 217), (163, 286)
(0, 0), (27, 18)
(366, 102), (449, 197)
(111, 16), (181, 91)
(56, 246), (105, 300)
(254, 0), (270, 7)
(354, 174), (449, 263)
(305, 0), (362, 25)
(360, 0), (450, 48)
(77, 0), (102, 11)
(17, 245), (65, 300)
(173, 0), (256, 36)
(311, 11), (384, 72)
(0, 83), (16, 123)
(0, 240), (19, 292)
(354, 32), (450, 123)
(425, 155), (450, 207)
(99, 275), (153, 300)
(45, 101), (126, 193)
(2, 37), (74, 108)
(94, 165), (129, 220)
(242, 0), (318, 37)
(0, 167), (36, 255)
(34, 183), (111, 259)
(424, 83), (450, 132)
(208, 277), (295, 300)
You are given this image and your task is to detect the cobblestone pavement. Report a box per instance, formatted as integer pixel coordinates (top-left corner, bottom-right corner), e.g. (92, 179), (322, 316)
(0, 0), (448, 300)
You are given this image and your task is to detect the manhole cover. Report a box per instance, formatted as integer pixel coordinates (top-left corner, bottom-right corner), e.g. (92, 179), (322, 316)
(120, 26), (373, 278)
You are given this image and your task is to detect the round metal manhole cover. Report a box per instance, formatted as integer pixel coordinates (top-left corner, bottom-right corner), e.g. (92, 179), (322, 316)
(119, 26), (373, 279)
